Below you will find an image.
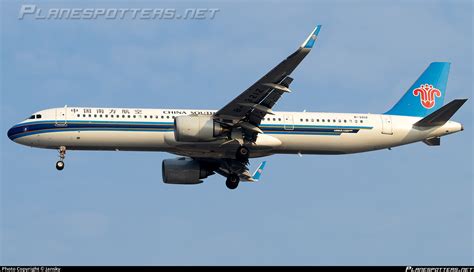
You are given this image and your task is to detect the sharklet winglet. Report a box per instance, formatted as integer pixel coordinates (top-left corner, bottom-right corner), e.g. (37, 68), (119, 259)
(252, 161), (267, 182)
(300, 25), (322, 49)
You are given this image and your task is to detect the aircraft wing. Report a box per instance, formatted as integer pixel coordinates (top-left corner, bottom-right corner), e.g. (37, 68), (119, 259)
(214, 25), (322, 141)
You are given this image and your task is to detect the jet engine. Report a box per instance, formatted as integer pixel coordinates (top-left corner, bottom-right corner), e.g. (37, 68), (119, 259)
(174, 115), (226, 142)
(162, 157), (213, 184)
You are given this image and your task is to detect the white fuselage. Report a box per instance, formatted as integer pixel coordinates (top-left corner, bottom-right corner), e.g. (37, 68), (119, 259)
(8, 107), (463, 158)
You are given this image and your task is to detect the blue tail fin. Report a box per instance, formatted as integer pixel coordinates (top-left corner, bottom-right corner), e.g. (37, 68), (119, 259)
(385, 62), (450, 117)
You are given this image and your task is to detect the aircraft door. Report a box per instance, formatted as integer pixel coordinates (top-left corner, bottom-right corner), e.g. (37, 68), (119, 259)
(381, 115), (393, 135)
(284, 115), (294, 130)
(55, 106), (68, 127)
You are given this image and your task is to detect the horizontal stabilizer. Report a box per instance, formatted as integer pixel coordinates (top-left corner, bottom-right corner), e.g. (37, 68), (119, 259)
(414, 99), (467, 127)
(423, 137), (440, 146)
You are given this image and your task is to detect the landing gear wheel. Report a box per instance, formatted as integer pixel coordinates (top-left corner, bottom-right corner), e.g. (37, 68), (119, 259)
(225, 175), (239, 190)
(56, 146), (66, 171)
(236, 146), (249, 162)
(56, 161), (65, 171)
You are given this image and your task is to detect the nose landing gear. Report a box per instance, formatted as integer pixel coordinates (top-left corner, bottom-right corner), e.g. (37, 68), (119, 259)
(56, 146), (66, 171)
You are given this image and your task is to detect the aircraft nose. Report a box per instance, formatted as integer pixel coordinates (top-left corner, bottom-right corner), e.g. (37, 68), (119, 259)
(7, 125), (17, 141)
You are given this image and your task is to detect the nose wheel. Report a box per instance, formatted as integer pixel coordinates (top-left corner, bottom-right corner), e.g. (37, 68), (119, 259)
(56, 160), (65, 171)
(56, 146), (66, 171)
(225, 174), (240, 190)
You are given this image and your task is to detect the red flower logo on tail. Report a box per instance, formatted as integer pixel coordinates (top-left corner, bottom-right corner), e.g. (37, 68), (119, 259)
(413, 84), (441, 109)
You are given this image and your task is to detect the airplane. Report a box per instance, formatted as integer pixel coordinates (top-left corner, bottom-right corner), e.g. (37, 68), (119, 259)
(7, 25), (468, 190)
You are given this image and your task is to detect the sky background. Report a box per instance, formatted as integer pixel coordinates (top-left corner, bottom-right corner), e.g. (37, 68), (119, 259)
(1, 0), (472, 265)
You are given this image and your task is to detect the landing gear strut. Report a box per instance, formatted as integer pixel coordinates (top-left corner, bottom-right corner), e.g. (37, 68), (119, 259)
(56, 146), (66, 171)
(225, 174), (239, 190)
(236, 146), (249, 162)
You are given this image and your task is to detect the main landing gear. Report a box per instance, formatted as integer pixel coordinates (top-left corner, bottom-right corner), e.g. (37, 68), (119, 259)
(236, 145), (249, 162)
(225, 174), (240, 190)
(56, 146), (66, 171)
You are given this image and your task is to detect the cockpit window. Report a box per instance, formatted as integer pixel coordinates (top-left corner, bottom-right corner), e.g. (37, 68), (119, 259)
(36, 114), (42, 119)
(28, 115), (35, 119)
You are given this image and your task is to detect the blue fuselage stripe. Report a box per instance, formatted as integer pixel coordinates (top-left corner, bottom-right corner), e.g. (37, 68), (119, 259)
(8, 120), (373, 140)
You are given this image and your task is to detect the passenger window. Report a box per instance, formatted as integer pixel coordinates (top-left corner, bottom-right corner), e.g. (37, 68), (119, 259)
(127, 115), (131, 118)
(83, 114), (86, 117)
(338, 120), (341, 123)
(144, 115), (147, 118)
(316, 119), (320, 122)
(311, 119), (314, 122)
(355, 120), (358, 123)
(133, 115), (136, 118)
(360, 120), (363, 123)
(344, 120), (347, 123)
(77, 114), (80, 117)
(305, 119), (309, 122)
(88, 114), (92, 117)
(278, 118), (281, 121)
(322, 119), (325, 122)
(327, 119), (330, 122)
(105, 115), (108, 118)
(300, 119), (303, 122)
(94, 114), (97, 118)
(100, 115), (103, 118)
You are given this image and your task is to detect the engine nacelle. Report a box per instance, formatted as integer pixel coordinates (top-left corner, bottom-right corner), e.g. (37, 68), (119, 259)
(162, 158), (213, 184)
(174, 115), (225, 142)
